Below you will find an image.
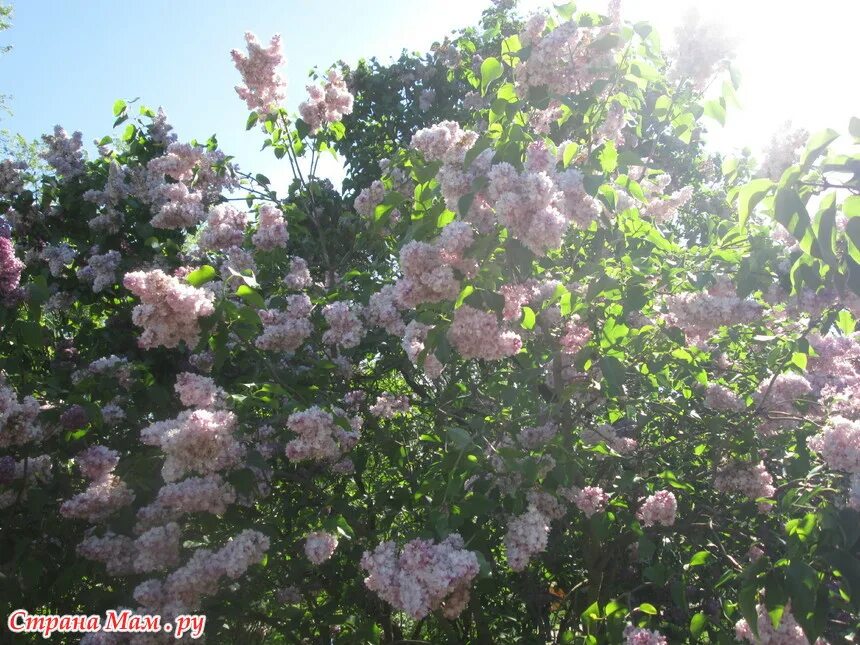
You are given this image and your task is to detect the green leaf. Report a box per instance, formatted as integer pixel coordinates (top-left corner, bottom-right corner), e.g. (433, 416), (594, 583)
(112, 98), (126, 117)
(521, 306), (536, 330)
(246, 112), (259, 130)
(844, 195), (860, 218)
(599, 140), (618, 173)
(690, 612), (707, 638)
(736, 178), (773, 228)
(186, 265), (217, 287)
(236, 284), (265, 308)
(850, 116), (860, 142)
(638, 603), (658, 615)
(703, 99), (726, 126)
(455, 285), (474, 309)
(689, 550), (712, 566)
(800, 128), (839, 168)
(480, 57), (503, 96)
(774, 188), (820, 258)
(562, 142), (579, 168)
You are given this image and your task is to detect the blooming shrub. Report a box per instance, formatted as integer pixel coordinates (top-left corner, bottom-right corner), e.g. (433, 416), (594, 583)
(0, 2), (858, 643)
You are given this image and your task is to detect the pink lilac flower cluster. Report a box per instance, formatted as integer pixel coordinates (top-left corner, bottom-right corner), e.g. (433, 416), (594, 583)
(123, 269), (216, 349)
(505, 504), (551, 571)
(361, 533), (479, 620)
(0, 237), (24, 296)
(231, 32), (286, 114)
(518, 422), (557, 450)
(140, 409), (246, 483)
(256, 294), (313, 353)
(284, 256), (312, 290)
(411, 121), (478, 164)
(369, 393), (411, 419)
(637, 490), (677, 527)
(753, 372), (813, 437)
(133, 522), (182, 573)
(354, 180), (385, 219)
(83, 161), (132, 232)
(0, 159), (26, 195)
(499, 281), (540, 321)
(703, 383), (745, 412)
(285, 406), (360, 463)
(142, 142), (236, 230)
(514, 19), (616, 96)
(72, 355), (133, 387)
(298, 69), (354, 134)
(485, 161), (584, 255)
(0, 455), (52, 508)
(135, 529), (270, 613)
(174, 372), (223, 409)
(527, 489), (567, 521)
(393, 222), (476, 309)
(560, 317), (592, 355)
(581, 424), (638, 454)
(41, 125), (85, 178)
(252, 204), (289, 251)
(304, 531), (339, 564)
(197, 204), (248, 251)
(365, 285), (406, 335)
(77, 532), (136, 576)
(402, 320), (444, 379)
(663, 277), (762, 343)
(640, 185), (694, 223)
(808, 416), (860, 473)
(759, 122), (809, 180)
(734, 602), (813, 645)
(0, 383), (43, 448)
(75, 445), (120, 481)
(135, 474), (237, 533)
(668, 9), (734, 90)
(322, 301), (365, 348)
(623, 626), (668, 645)
(714, 461), (776, 512)
(566, 485), (610, 518)
(76, 249), (122, 293)
(40, 242), (77, 276)
(60, 474), (135, 523)
(448, 305), (522, 361)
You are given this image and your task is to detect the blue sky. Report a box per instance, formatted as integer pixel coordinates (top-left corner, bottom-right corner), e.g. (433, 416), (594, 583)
(1, 0), (857, 192)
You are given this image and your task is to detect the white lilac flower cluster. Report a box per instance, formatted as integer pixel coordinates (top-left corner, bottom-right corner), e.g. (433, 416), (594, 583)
(0, 383), (43, 448)
(40, 242), (77, 277)
(304, 531), (339, 564)
(369, 393), (411, 419)
(41, 125), (85, 178)
(361, 533), (479, 620)
(76, 249), (122, 293)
